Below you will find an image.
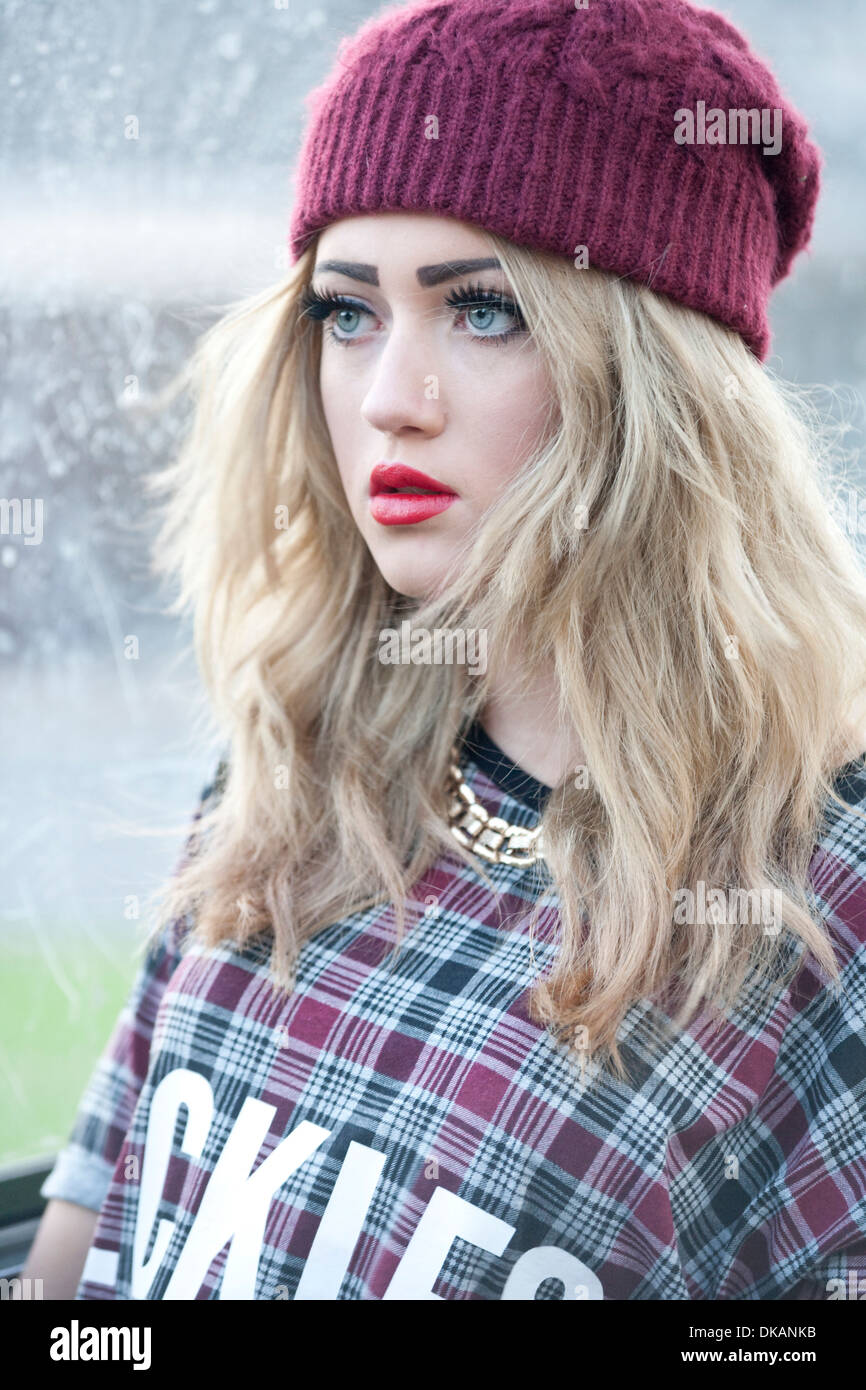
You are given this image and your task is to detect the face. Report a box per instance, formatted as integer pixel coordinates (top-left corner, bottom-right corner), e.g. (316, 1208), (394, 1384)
(310, 213), (555, 600)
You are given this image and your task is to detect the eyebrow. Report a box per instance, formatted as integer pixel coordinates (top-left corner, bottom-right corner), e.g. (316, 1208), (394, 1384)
(313, 257), (503, 288)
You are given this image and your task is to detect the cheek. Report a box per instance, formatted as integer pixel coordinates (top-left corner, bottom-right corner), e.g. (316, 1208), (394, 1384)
(455, 354), (553, 492)
(319, 348), (339, 436)
(319, 350), (358, 472)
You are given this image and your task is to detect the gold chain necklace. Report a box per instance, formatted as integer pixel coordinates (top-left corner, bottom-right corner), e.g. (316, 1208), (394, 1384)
(446, 742), (545, 866)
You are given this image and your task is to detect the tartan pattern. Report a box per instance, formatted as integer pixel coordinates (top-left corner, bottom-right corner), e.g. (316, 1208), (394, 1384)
(41, 750), (866, 1300)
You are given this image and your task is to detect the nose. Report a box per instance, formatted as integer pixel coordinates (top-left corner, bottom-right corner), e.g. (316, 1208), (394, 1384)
(359, 316), (446, 441)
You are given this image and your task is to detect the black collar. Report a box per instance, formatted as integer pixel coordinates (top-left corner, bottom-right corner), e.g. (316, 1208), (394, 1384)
(459, 724), (866, 820)
(830, 752), (866, 806)
(459, 719), (551, 815)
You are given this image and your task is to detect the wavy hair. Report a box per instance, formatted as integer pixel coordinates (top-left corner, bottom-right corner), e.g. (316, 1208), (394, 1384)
(141, 226), (866, 1085)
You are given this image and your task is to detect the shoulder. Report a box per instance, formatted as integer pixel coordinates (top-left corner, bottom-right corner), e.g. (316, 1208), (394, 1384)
(765, 782), (866, 1132)
(151, 752), (232, 962)
(816, 756), (866, 901)
(199, 751), (230, 811)
(784, 766), (866, 1034)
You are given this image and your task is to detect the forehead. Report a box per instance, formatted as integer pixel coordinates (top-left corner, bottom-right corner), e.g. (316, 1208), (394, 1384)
(314, 212), (497, 263)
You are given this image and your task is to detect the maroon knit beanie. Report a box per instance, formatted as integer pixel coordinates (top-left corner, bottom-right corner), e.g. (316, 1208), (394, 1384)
(288, 0), (823, 362)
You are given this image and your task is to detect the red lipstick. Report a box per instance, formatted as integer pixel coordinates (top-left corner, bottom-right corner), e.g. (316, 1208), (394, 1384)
(369, 462), (458, 527)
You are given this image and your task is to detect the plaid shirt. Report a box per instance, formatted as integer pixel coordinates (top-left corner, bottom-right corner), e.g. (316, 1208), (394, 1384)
(41, 731), (866, 1300)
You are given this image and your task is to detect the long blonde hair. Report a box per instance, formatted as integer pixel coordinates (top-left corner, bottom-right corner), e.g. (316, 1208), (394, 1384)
(142, 226), (866, 1084)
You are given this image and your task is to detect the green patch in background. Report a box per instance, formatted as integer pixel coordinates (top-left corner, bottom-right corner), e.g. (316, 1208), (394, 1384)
(0, 928), (145, 1167)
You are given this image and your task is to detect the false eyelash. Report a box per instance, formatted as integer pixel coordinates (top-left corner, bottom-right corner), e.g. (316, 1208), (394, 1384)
(298, 285), (361, 321)
(297, 281), (528, 343)
(442, 282), (527, 330)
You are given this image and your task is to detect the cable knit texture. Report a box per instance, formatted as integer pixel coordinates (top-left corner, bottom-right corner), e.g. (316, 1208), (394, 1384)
(288, 0), (823, 361)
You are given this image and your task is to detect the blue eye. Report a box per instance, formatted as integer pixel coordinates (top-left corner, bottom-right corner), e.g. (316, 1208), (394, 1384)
(299, 290), (372, 344)
(299, 282), (528, 347)
(443, 283), (528, 344)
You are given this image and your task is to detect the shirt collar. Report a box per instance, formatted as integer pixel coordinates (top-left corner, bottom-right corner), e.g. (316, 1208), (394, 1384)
(459, 719), (552, 816)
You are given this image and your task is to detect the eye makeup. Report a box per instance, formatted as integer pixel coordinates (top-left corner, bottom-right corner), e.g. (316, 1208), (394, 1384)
(298, 280), (528, 347)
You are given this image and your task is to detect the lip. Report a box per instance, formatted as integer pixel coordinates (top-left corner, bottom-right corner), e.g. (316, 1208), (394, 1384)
(369, 462), (456, 498)
(368, 461), (458, 527)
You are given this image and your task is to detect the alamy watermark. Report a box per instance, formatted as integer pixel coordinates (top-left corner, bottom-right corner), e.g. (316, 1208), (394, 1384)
(0, 497), (43, 544)
(49, 1320), (151, 1370)
(0, 1276), (43, 1299)
(831, 488), (866, 538)
(674, 102), (782, 157)
(378, 621), (487, 676)
(673, 882), (783, 935)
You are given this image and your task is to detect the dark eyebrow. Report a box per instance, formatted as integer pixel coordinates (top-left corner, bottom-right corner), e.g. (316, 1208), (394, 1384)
(313, 257), (502, 288)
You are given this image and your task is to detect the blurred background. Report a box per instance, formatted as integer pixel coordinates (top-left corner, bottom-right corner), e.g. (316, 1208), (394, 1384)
(1, 0), (865, 1171)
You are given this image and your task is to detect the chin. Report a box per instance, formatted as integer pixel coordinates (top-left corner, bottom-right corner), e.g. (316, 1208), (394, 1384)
(370, 548), (446, 603)
(379, 570), (437, 602)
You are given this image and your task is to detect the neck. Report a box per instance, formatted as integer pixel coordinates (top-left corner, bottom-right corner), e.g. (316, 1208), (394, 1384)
(478, 641), (586, 790)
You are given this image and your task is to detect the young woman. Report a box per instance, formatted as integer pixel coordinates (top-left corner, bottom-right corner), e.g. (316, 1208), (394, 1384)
(27, 0), (866, 1301)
